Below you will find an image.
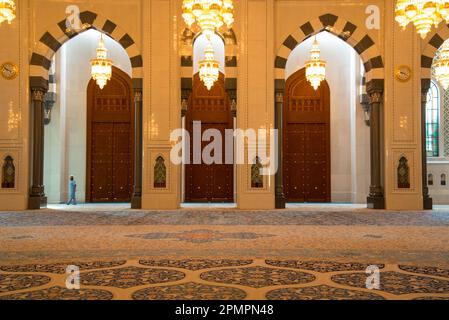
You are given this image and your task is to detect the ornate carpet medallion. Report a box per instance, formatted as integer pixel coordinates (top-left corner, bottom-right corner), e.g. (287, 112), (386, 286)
(200, 266), (315, 288)
(0, 274), (51, 293)
(398, 265), (449, 279)
(0, 260), (127, 274)
(331, 271), (449, 295)
(126, 229), (274, 244)
(266, 285), (385, 300)
(139, 259), (253, 271)
(132, 282), (247, 300)
(0, 286), (113, 300)
(80, 266), (185, 289)
(265, 260), (385, 273)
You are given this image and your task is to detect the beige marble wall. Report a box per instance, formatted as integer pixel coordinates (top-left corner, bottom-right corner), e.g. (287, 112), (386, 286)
(141, 0), (181, 209)
(0, 0), (428, 210)
(383, 0), (423, 210)
(232, 0), (275, 209)
(0, 0), (30, 210)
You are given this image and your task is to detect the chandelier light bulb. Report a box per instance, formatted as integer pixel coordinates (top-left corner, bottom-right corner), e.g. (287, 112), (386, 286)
(90, 35), (113, 90)
(182, 0), (234, 35)
(305, 38), (326, 91)
(198, 40), (220, 90)
(395, 0), (449, 39)
(0, 0), (16, 25)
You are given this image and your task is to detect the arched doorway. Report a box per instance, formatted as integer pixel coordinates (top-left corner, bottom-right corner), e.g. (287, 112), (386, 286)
(274, 14), (385, 209)
(28, 12), (143, 209)
(283, 68), (331, 203)
(86, 66), (134, 202)
(184, 73), (234, 203)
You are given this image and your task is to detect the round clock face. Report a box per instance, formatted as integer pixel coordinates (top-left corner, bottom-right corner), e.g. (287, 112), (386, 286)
(395, 65), (412, 82)
(1, 62), (19, 80)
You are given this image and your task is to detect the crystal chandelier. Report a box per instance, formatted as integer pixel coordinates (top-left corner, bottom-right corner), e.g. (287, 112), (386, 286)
(90, 35), (113, 90)
(433, 39), (449, 89)
(395, 0), (449, 39)
(305, 38), (326, 91)
(182, 0), (234, 37)
(0, 0), (16, 25)
(198, 40), (220, 90)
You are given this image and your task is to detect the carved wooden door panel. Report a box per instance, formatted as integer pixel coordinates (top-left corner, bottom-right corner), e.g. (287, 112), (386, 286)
(112, 123), (133, 202)
(283, 68), (331, 203)
(87, 67), (134, 203)
(284, 123), (306, 202)
(90, 123), (114, 202)
(209, 123), (233, 202)
(185, 74), (234, 203)
(304, 123), (329, 202)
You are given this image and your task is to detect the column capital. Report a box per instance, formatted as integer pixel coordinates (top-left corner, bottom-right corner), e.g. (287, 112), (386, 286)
(31, 88), (46, 102)
(275, 91), (284, 103)
(366, 79), (384, 95)
(368, 91), (383, 104)
(134, 90), (143, 102)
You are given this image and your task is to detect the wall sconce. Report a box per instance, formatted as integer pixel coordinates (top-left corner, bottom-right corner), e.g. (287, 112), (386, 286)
(44, 92), (56, 125)
(360, 93), (370, 127)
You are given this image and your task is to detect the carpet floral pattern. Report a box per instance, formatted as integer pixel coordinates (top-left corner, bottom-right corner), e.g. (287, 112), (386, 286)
(200, 266), (316, 288)
(126, 230), (274, 244)
(1, 259), (449, 300)
(266, 285), (385, 300)
(1, 207), (449, 300)
(139, 259), (253, 271)
(331, 271), (449, 295)
(132, 282), (247, 300)
(0, 286), (113, 300)
(79, 266), (185, 289)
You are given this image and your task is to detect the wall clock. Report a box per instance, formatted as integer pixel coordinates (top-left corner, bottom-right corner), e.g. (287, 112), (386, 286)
(395, 65), (412, 82)
(1, 62), (19, 80)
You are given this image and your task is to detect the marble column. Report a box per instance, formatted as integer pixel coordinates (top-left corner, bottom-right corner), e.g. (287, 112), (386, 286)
(275, 91), (286, 209)
(28, 88), (48, 209)
(421, 81), (433, 210)
(367, 89), (385, 209)
(131, 90), (143, 209)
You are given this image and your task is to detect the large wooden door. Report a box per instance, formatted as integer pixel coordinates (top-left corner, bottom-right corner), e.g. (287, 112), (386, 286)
(87, 67), (134, 203)
(283, 68), (331, 203)
(185, 73), (234, 203)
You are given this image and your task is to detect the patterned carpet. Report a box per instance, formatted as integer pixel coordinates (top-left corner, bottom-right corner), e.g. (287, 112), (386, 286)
(1, 259), (449, 300)
(0, 207), (449, 300)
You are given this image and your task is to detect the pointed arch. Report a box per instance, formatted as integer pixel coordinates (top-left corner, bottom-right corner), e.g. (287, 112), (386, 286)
(274, 13), (384, 91)
(29, 11), (142, 91)
(420, 24), (449, 83)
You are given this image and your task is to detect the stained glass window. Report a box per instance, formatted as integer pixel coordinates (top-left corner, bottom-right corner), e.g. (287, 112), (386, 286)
(426, 81), (440, 157)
